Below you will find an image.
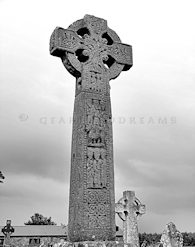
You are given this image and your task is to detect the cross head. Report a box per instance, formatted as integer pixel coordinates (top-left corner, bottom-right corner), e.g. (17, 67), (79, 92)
(1, 220), (14, 238)
(0, 171), (5, 183)
(50, 14), (132, 96)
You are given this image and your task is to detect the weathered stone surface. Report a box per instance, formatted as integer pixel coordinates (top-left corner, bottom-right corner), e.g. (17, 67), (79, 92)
(160, 222), (183, 247)
(115, 191), (145, 247)
(50, 14), (132, 242)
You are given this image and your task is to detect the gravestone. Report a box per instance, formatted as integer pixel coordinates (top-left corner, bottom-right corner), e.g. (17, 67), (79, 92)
(1, 220), (14, 246)
(160, 222), (183, 247)
(115, 191), (145, 247)
(50, 14), (132, 243)
(0, 171), (5, 183)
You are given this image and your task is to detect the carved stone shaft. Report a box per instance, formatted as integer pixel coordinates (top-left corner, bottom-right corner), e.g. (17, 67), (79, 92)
(50, 15), (133, 242)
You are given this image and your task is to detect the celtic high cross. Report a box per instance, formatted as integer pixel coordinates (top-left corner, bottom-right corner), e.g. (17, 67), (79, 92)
(115, 191), (146, 247)
(1, 220), (15, 246)
(50, 15), (133, 242)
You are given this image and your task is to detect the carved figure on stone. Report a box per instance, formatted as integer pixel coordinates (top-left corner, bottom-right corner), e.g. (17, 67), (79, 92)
(93, 148), (101, 188)
(87, 147), (94, 188)
(86, 146), (107, 189)
(160, 222), (183, 247)
(100, 148), (107, 187)
(86, 99), (107, 147)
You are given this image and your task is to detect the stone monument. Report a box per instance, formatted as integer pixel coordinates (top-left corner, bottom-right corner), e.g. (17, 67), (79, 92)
(1, 220), (14, 246)
(0, 171), (5, 183)
(50, 14), (132, 243)
(115, 191), (146, 247)
(160, 222), (183, 247)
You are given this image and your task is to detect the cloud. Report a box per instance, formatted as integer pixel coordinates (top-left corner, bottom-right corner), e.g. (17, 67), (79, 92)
(115, 156), (195, 213)
(0, 174), (69, 225)
(1, 111), (72, 182)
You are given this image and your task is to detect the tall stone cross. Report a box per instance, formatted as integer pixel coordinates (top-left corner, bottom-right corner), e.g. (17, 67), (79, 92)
(0, 171), (5, 183)
(115, 191), (146, 247)
(50, 15), (133, 242)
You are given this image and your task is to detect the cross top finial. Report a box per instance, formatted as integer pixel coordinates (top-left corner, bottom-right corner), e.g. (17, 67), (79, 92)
(83, 15), (107, 35)
(115, 191), (146, 221)
(50, 14), (133, 96)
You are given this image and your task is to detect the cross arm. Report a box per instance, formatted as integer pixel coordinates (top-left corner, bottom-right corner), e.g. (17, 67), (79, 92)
(107, 42), (133, 71)
(115, 202), (125, 213)
(137, 204), (146, 215)
(134, 198), (146, 216)
(115, 197), (126, 221)
(50, 27), (83, 57)
(0, 171), (5, 183)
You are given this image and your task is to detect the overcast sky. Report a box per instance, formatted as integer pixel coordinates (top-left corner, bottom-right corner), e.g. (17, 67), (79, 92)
(0, 0), (195, 233)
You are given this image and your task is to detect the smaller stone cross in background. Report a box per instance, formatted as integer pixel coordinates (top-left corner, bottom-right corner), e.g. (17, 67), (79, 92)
(0, 171), (5, 183)
(1, 220), (14, 246)
(115, 191), (146, 247)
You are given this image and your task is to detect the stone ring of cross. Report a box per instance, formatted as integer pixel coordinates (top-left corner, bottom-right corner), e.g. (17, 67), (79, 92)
(50, 14), (132, 80)
(1, 225), (14, 236)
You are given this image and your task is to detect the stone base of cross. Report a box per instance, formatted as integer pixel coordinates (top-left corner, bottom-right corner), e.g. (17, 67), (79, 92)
(3, 234), (12, 247)
(65, 240), (118, 247)
(115, 191), (146, 247)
